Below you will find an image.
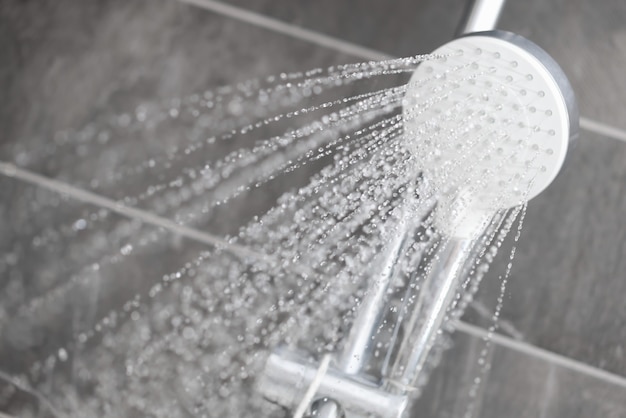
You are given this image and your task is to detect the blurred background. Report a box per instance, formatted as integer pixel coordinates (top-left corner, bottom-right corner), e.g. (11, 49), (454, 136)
(1, 0), (625, 417)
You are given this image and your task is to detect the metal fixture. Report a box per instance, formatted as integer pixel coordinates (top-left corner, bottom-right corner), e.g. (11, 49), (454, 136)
(456, 0), (507, 36)
(258, 6), (579, 418)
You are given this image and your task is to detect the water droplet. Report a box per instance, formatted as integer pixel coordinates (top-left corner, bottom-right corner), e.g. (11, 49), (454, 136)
(182, 327), (196, 340)
(73, 219), (87, 231)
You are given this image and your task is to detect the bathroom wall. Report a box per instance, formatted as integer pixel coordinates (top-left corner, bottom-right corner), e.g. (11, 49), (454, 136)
(1, 0), (624, 416)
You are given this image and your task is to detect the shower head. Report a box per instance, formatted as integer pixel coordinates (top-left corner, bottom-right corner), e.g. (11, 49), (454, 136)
(403, 31), (578, 236)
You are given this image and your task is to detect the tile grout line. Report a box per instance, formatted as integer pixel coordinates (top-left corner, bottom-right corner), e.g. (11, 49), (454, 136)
(453, 320), (626, 389)
(468, 299), (525, 341)
(580, 117), (626, 143)
(0, 161), (271, 263)
(0, 369), (65, 418)
(177, 0), (393, 62)
(179, 0), (626, 144)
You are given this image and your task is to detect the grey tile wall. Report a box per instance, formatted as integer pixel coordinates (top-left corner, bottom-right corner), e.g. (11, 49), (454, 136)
(0, 0), (354, 162)
(413, 331), (626, 418)
(0, 176), (208, 374)
(226, 0), (464, 58)
(1, 0), (625, 416)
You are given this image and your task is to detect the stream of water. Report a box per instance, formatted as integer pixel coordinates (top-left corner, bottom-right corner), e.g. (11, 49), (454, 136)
(0, 51), (545, 417)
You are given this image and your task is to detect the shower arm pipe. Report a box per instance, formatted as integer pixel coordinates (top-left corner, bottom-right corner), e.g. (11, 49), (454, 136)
(386, 229), (485, 392)
(455, 0), (507, 36)
(379, 0), (509, 390)
(371, 0), (510, 399)
(312, 205), (416, 418)
(336, 222), (412, 375)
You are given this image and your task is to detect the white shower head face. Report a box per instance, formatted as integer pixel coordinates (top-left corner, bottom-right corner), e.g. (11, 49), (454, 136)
(403, 32), (576, 219)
